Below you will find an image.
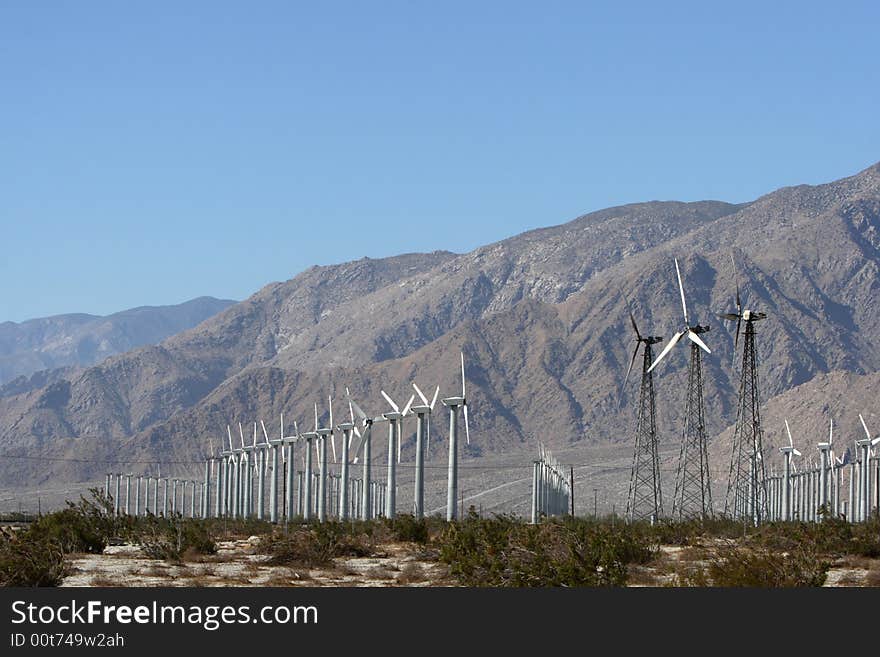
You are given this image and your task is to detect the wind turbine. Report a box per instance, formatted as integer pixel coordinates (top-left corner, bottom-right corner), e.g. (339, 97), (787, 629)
(347, 388), (376, 520)
(411, 380), (441, 519)
(312, 399), (338, 522)
(779, 419), (802, 521)
(721, 253), (768, 525)
(857, 414), (879, 522)
(620, 293), (664, 524)
(335, 399), (359, 521)
(441, 351), (471, 521)
(648, 258), (713, 520)
(379, 389), (414, 518)
(298, 407), (319, 521)
(816, 418), (833, 520)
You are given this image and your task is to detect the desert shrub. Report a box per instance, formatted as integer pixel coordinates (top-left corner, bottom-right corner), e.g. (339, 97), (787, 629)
(386, 514), (429, 544)
(647, 517), (749, 546)
(750, 519), (853, 556)
(260, 522), (371, 568)
(0, 529), (68, 587)
(850, 518), (880, 558)
(138, 518), (216, 562)
(26, 489), (124, 554)
(437, 512), (656, 586)
(705, 543), (828, 587)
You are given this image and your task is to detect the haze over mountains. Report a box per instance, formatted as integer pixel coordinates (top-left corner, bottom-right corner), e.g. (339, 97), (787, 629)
(0, 297), (235, 386)
(2, 162), (880, 495)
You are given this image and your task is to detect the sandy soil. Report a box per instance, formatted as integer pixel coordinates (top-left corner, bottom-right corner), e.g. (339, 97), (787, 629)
(62, 538), (451, 587)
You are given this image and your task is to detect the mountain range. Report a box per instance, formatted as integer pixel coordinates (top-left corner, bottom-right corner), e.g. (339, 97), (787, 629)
(2, 161), (880, 508)
(0, 297), (235, 386)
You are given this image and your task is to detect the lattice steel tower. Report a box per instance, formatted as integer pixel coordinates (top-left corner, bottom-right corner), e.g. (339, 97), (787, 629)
(670, 330), (714, 520)
(721, 256), (768, 524)
(625, 335), (664, 522)
(621, 296), (664, 523)
(647, 258), (714, 521)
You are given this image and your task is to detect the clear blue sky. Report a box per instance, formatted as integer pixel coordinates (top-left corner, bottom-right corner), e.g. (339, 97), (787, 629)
(2, 1), (878, 322)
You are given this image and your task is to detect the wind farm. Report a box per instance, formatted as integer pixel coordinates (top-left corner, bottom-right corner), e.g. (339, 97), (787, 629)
(4, 158), (880, 588)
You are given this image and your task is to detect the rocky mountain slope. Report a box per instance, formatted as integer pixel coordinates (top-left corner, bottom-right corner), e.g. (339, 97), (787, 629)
(2, 162), (879, 494)
(0, 297), (236, 385)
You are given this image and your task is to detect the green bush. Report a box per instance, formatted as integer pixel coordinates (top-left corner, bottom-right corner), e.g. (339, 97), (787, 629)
(706, 543), (828, 587)
(260, 522), (372, 568)
(850, 518), (880, 558)
(27, 489), (124, 554)
(386, 514), (429, 544)
(0, 529), (68, 587)
(436, 512), (656, 587)
(138, 518), (216, 562)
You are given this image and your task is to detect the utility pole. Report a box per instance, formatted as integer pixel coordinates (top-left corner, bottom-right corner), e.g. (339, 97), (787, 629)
(570, 467), (575, 516)
(593, 488), (598, 518)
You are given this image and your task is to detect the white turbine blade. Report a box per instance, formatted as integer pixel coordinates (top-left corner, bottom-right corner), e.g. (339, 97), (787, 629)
(252, 422), (257, 448)
(293, 420), (299, 436)
(329, 395), (334, 429)
(380, 390), (400, 413)
(426, 415), (431, 454)
(859, 414), (871, 441)
(430, 386), (440, 410)
(463, 404), (471, 446)
(330, 432), (337, 463)
(872, 436), (880, 446)
(687, 330), (711, 354)
(227, 425), (233, 451)
(622, 343), (641, 391)
(397, 425), (402, 463)
(785, 419), (793, 448)
(412, 382), (430, 407)
(348, 400), (355, 424)
(350, 397), (368, 423)
(674, 258), (689, 326)
(350, 425), (360, 456)
(314, 403), (319, 431)
(402, 394), (415, 417)
(793, 448), (802, 457)
(239, 423), (245, 448)
(829, 418), (833, 446)
(647, 331), (684, 373)
(353, 424), (370, 464)
(461, 351), (467, 399)
(261, 420), (270, 444)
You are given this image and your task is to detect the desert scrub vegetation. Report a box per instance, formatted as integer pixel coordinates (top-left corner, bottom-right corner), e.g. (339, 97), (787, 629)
(26, 489), (128, 554)
(137, 517), (216, 562)
(0, 527), (69, 586)
(436, 512), (656, 586)
(670, 542), (829, 587)
(259, 522), (373, 568)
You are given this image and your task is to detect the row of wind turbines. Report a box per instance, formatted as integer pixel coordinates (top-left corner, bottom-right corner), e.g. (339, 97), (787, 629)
(105, 353), (474, 523)
(623, 255), (880, 525)
(769, 416), (880, 522)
